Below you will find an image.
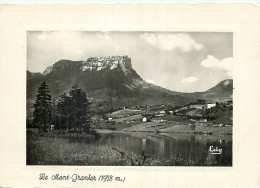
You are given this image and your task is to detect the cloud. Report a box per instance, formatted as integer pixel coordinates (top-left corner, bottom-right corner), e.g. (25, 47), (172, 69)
(181, 76), (198, 83)
(28, 32), (233, 93)
(200, 55), (233, 76)
(140, 33), (203, 52)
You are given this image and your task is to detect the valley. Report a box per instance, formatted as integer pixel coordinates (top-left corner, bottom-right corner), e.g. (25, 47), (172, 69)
(26, 55), (233, 166)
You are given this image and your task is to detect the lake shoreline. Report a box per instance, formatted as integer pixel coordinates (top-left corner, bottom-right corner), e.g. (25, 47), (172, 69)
(26, 131), (232, 166)
(122, 128), (232, 135)
(93, 115), (232, 136)
(94, 123), (232, 136)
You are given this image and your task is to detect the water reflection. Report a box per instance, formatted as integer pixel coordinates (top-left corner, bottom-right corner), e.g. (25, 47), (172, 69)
(92, 130), (232, 165)
(159, 140), (165, 157)
(142, 139), (146, 153)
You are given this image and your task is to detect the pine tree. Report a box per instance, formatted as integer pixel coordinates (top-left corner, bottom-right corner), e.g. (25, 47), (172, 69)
(85, 96), (91, 133)
(51, 98), (57, 129)
(69, 85), (91, 133)
(56, 93), (70, 130)
(33, 81), (52, 132)
(56, 85), (91, 133)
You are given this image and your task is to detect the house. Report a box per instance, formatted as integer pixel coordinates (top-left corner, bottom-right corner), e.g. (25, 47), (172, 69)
(50, 124), (55, 131)
(169, 111), (173, 115)
(189, 104), (206, 109)
(155, 114), (164, 117)
(142, 117), (150, 122)
(199, 119), (207, 122)
(155, 110), (166, 117)
(207, 103), (216, 108)
(159, 110), (166, 115)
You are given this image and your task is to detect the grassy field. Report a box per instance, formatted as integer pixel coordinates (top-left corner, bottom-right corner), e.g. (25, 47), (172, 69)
(93, 105), (232, 135)
(123, 121), (232, 135)
(110, 109), (142, 118)
(27, 130), (231, 166)
(27, 135), (123, 165)
(112, 114), (143, 123)
(92, 114), (232, 135)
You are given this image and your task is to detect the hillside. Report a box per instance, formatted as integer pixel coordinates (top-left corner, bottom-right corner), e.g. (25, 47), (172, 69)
(27, 55), (233, 116)
(182, 79), (233, 102)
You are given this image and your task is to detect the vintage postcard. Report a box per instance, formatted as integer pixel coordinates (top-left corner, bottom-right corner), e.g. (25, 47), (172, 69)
(27, 31), (233, 166)
(0, 3), (259, 188)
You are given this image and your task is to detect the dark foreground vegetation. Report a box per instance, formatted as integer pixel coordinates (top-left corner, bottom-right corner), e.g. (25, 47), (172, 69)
(27, 129), (231, 166)
(27, 81), (232, 166)
(30, 81), (91, 133)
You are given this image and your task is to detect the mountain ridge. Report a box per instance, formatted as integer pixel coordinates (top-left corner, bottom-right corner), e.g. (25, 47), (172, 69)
(27, 56), (233, 114)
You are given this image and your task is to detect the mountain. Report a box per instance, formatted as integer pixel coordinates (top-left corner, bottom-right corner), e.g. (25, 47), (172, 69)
(182, 79), (233, 103)
(200, 79), (233, 100)
(27, 55), (233, 115)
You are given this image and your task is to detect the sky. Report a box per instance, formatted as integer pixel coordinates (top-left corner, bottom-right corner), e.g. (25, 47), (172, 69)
(27, 31), (233, 92)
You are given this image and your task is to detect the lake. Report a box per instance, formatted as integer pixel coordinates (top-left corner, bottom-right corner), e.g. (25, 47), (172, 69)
(93, 129), (232, 166)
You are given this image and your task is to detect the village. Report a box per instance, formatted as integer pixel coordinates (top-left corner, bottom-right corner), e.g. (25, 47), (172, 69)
(92, 99), (233, 135)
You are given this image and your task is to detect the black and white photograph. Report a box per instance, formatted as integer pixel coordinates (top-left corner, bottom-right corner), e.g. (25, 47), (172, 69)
(26, 31), (233, 166)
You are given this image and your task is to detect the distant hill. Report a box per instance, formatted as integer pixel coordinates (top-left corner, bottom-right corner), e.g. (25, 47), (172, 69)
(182, 79), (233, 103)
(203, 79), (233, 99)
(27, 56), (233, 115)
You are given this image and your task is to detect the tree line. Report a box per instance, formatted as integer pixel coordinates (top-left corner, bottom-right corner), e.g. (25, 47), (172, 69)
(32, 81), (91, 133)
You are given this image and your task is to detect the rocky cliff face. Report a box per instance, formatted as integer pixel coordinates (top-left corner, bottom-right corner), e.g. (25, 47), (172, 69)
(81, 56), (132, 72)
(27, 55), (233, 115)
(27, 55), (159, 104)
(27, 55), (182, 116)
(43, 55), (133, 75)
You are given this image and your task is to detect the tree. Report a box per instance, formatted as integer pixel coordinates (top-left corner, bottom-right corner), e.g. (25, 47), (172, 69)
(56, 85), (91, 133)
(69, 85), (91, 133)
(85, 95), (91, 133)
(56, 93), (70, 130)
(196, 99), (206, 104)
(33, 81), (52, 132)
(51, 98), (57, 129)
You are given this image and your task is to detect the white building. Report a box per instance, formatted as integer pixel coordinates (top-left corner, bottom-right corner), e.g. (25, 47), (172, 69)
(207, 103), (216, 108)
(143, 117), (147, 122)
(159, 110), (166, 115)
(190, 104), (206, 109)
